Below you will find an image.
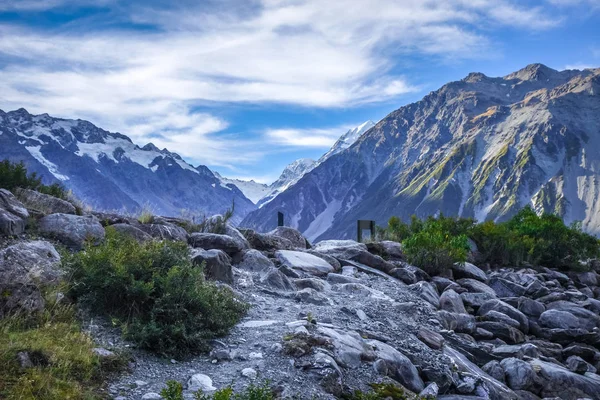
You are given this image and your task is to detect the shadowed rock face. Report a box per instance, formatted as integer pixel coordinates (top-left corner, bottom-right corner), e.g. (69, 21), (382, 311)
(242, 64), (600, 241)
(0, 108), (256, 223)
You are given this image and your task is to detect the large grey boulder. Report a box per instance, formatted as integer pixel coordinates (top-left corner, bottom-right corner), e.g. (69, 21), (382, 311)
(500, 358), (536, 391)
(139, 223), (188, 242)
(15, 188), (76, 215)
(476, 321), (525, 344)
(436, 310), (476, 334)
(546, 300), (600, 330)
(478, 299), (529, 333)
(517, 297), (545, 318)
(458, 278), (497, 296)
(439, 289), (467, 314)
(268, 226), (309, 249)
(0, 241), (61, 317)
(224, 224), (251, 250)
(312, 240), (395, 274)
(305, 250), (341, 271)
(39, 213), (105, 249)
(529, 358), (600, 399)
(189, 232), (243, 254)
(236, 249), (274, 272)
(240, 229), (294, 252)
(409, 281), (440, 307)
(0, 208), (25, 236)
(275, 250), (334, 276)
(192, 249), (232, 284)
(367, 339), (424, 393)
(110, 223), (152, 242)
(538, 309), (595, 331)
(452, 262), (487, 282)
(259, 267), (295, 291)
(461, 292), (496, 309)
(0, 189), (29, 219)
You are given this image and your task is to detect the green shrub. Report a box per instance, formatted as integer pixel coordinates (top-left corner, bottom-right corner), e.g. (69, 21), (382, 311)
(343, 382), (429, 400)
(162, 380), (184, 400)
(194, 381), (273, 400)
(402, 227), (469, 275)
(65, 228), (249, 357)
(0, 159), (68, 200)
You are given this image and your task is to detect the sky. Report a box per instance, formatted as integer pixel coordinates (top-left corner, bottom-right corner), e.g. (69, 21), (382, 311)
(0, 0), (599, 184)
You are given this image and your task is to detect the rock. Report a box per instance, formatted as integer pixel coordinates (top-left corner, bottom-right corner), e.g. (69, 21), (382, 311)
(577, 272), (598, 287)
(268, 226), (309, 249)
(418, 328), (445, 350)
(476, 322), (525, 344)
(210, 348), (232, 361)
(241, 367), (258, 380)
(517, 297), (545, 318)
(187, 373), (216, 392)
(562, 344), (599, 363)
(305, 250), (342, 271)
(326, 273), (361, 284)
(0, 189), (29, 219)
(192, 249), (232, 284)
(539, 309), (585, 330)
(500, 357), (536, 391)
(318, 327), (374, 368)
(0, 208), (25, 236)
(452, 262), (487, 282)
(295, 288), (330, 305)
(294, 278), (329, 292)
(241, 229), (295, 252)
(356, 309), (368, 321)
(436, 311), (476, 334)
(419, 382), (439, 398)
(529, 358), (600, 399)
(312, 240), (395, 274)
(0, 240), (62, 317)
(275, 250), (334, 276)
(389, 267), (417, 284)
(367, 339), (424, 393)
(432, 276), (456, 292)
(481, 310), (521, 329)
(408, 281), (439, 307)
(546, 301), (600, 330)
(482, 360), (505, 383)
(260, 267), (295, 291)
(92, 347), (116, 359)
(488, 277), (527, 298)
(15, 188), (76, 215)
(566, 355), (593, 374)
(492, 343), (540, 359)
(458, 278), (497, 296)
(189, 232), (243, 254)
(236, 249), (274, 272)
(223, 223), (251, 250)
(439, 289), (467, 314)
(141, 393), (162, 400)
(478, 299), (529, 333)
(461, 292), (496, 309)
(17, 351), (33, 369)
(110, 223), (152, 242)
(38, 213), (105, 249)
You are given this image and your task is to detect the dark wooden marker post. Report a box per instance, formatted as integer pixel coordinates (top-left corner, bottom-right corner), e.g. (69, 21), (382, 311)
(357, 220), (375, 242)
(277, 212), (284, 227)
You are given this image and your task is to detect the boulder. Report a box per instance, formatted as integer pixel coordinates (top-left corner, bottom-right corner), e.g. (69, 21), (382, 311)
(294, 278), (329, 292)
(189, 232), (243, 254)
(137, 222), (188, 242)
(318, 326), (375, 369)
(326, 273), (361, 285)
(476, 321), (525, 344)
(539, 309), (588, 331)
(478, 299), (529, 333)
(409, 281), (439, 307)
(481, 310), (521, 329)
(236, 249), (274, 272)
(305, 250), (341, 271)
(259, 267), (295, 291)
(461, 292), (496, 309)
(38, 213), (105, 249)
(566, 355), (594, 374)
(15, 188), (76, 215)
(187, 373), (216, 392)
(313, 240), (395, 274)
(436, 311), (476, 334)
(367, 339), (424, 393)
(389, 267), (417, 284)
(452, 262), (487, 282)
(295, 288), (330, 305)
(492, 343), (540, 359)
(482, 360), (505, 383)
(500, 358), (536, 391)
(546, 300), (600, 330)
(110, 223), (152, 242)
(0, 241), (61, 317)
(562, 343), (599, 363)
(457, 278), (497, 296)
(192, 249), (232, 284)
(529, 358), (600, 399)
(268, 226), (309, 249)
(417, 328), (445, 350)
(275, 250), (335, 276)
(439, 289), (467, 314)
(0, 208), (25, 236)
(223, 223), (251, 250)
(517, 297), (545, 318)
(240, 229), (294, 252)
(0, 189), (29, 219)
(488, 277), (527, 298)
(576, 271), (598, 287)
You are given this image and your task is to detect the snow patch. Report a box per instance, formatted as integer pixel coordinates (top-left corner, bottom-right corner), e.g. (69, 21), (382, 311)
(304, 199), (342, 241)
(25, 146), (70, 181)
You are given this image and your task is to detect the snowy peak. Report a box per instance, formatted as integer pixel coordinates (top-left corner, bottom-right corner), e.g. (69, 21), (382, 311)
(214, 172), (270, 204)
(256, 158), (316, 208)
(319, 120), (375, 162)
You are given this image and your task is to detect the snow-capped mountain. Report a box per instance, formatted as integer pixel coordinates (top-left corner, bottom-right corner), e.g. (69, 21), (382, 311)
(318, 120), (375, 163)
(213, 172), (270, 204)
(257, 158), (316, 207)
(0, 108), (255, 223)
(241, 64), (600, 240)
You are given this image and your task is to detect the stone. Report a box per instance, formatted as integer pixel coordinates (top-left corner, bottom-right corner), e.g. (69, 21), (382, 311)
(141, 393), (162, 400)
(17, 351), (33, 369)
(313, 240), (395, 274)
(92, 348), (116, 358)
(562, 344), (599, 363)
(539, 309), (584, 330)
(482, 360), (505, 383)
(260, 267), (295, 291)
(241, 229), (295, 251)
(488, 276), (527, 298)
(529, 358), (600, 399)
(418, 328), (445, 350)
(577, 272), (598, 287)
(439, 289), (467, 314)
(326, 273), (361, 284)
(275, 250), (334, 276)
(268, 226), (309, 248)
(481, 310), (521, 329)
(367, 339), (424, 393)
(460, 292), (496, 309)
(187, 373), (216, 392)
(241, 367), (258, 380)
(517, 297), (545, 318)
(110, 223), (152, 242)
(295, 288), (330, 305)
(294, 278), (329, 292)
(500, 357), (536, 391)
(236, 249), (274, 272)
(476, 321), (525, 344)
(566, 355), (593, 374)
(452, 262), (487, 282)
(419, 382), (439, 398)
(192, 249), (232, 284)
(38, 213), (105, 249)
(15, 188), (76, 215)
(478, 299), (529, 333)
(305, 250), (342, 271)
(0, 189), (29, 219)
(0, 208), (25, 236)
(492, 343), (540, 359)
(189, 232), (243, 254)
(210, 348), (232, 361)
(457, 278), (497, 296)
(0, 241), (62, 317)
(389, 267), (417, 284)
(409, 281), (439, 307)
(436, 311), (476, 334)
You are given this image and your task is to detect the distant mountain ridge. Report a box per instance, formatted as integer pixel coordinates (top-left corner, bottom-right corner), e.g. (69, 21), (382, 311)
(0, 108), (255, 224)
(241, 64), (600, 240)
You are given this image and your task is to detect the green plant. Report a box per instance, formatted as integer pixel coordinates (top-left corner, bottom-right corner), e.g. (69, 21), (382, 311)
(137, 203), (155, 224)
(188, 201), (236, 234)
(65, 228), (249, 357)
(162, 380), (184, 400)
(194, 381), (273, 400)
(343, 382), (423, 400)
(0, 159), (68, 200)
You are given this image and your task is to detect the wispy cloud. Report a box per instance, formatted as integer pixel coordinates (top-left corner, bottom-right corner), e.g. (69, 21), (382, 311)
(264, 124), (356, 148)
(564, 63), (597, 70)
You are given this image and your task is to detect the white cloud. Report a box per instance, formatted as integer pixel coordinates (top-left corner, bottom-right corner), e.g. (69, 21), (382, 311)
(0, 0), (578, 170)
(264, 124), (357, 148)
(564, 63), (597, 70)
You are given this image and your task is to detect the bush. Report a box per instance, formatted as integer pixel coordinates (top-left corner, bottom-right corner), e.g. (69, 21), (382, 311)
(402, 226), (469, 275)
(65, 228), (249, 357)
(0, 159), (68, 200)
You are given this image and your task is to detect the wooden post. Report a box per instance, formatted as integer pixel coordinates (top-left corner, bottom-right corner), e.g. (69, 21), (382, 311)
(357, 220), (375, 242)
(277, 212), (284, 227)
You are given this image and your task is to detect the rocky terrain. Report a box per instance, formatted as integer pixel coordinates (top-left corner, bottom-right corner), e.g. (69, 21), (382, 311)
(243, 64), (600, 241)
(3, 187), (600, 399)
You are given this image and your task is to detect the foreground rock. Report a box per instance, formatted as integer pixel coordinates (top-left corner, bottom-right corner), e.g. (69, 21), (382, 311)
(38, 213), (105, 249)
(275, 250), (335, 276)
(15, 188), (77, 215)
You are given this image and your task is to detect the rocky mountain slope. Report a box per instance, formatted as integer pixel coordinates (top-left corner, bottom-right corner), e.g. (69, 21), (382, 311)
(242, 64), (600, 241)
(3, 187), (600, 399)
(213, 172), (270, 204)
(318, 120), (375, 164)
(256, 158), (317, 208)
(0, 109), (255, 223)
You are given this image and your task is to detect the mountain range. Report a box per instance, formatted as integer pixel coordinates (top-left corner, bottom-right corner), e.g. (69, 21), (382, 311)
(241, 64), (600, 240)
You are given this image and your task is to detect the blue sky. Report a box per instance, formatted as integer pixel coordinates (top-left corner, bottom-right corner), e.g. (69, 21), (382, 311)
(0, 0), (598, 183)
